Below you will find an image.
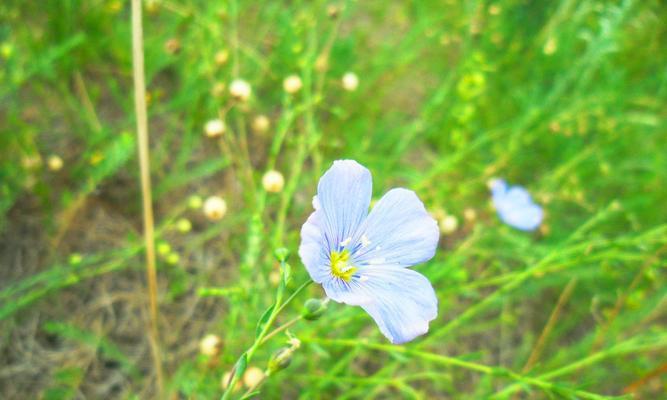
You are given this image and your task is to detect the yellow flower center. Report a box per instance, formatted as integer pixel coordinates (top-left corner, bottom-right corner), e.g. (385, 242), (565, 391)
(330, 249), (356, 281)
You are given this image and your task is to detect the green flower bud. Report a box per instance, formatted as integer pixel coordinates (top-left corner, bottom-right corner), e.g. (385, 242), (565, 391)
(166, 252), (180, 265)
(176, 218), (192, 233)
(267, 347), (292, 374)
(157, 242), (171, 256)
(302, 298), (327, 321)
(274, 247), (290, 262)
(68, 253), (83, 265)
(188, 195), (203, 209)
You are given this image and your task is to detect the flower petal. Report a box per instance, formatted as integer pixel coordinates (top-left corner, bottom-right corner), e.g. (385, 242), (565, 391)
(353, 188), (439, 267)
(502, 186), (532, 207)
(316, 160), (372, 251)
(298, 210), (331, 283)
(490, 178), (508, 198)
(493, 185), (543, 231)
(322, 265), (437, 344)
(498, 202), (543, 231)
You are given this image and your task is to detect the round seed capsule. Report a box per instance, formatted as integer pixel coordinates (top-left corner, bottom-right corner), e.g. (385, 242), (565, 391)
(341, 72), (359, 91)
(199, 334), (222, 357)
(47, 155), (64, 171)
(251, 115), (270, 134)
(262, 170), (285, 193)
(439, 215), (459, 234)
(242, 366), (265, 388)
(204, 119), (226, 138)
(283, 75), (303, 94)
(229, 79), (251, 102)
(203, 196), (227, 221)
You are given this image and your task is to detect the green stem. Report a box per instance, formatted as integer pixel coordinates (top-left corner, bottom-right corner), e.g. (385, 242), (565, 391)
(275, 280), (313, 316)
(220, 275), (311, 400)
(260, 316), (302, 346)
(430, 201), (621, 342)
(305, 338), (618, 400)
(493, 333), (667, 398)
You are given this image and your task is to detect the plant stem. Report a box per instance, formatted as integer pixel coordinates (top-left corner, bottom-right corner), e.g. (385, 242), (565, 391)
(494, 333), (667, 398)
(260, 316), (302, 345)
(589, 243), (667, 353)
(130, 0), (163, 396)
(221, 276), (312, 400)
(275, 280), (313, 316)
(306, 338), (615, 400)
(522, 278), (578, 372)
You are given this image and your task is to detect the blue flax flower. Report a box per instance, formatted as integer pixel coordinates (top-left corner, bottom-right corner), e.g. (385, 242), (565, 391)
(490, 179), (543, 231)
(299, 160), (439, 344)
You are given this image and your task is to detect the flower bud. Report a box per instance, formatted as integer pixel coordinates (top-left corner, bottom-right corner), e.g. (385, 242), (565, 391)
(229, 79), (251, 102)
(439, 214), (459, 235)
(68, 253), (83, 265)
(204, 118), (225, 138)
(47, 155), (63, 171)
(283, 75), (303, 94)
(242, 366), (265, 388)
(166, 252), (180, 265)
(176, 218), (192, 233)
(188, 195), (203, 209)
(267, 347), (293, 374)
(463, 208), (477, 222)
(157, 242), (171, 256)
(252, 115), (270, 134)
(274, 247), (290, 262)
(302, 298), (327, 321)
(199, 334), (223, 357)
(204, 196), (227, 221)
(262, 170), (285, 193)
(341, 72), (359, 91)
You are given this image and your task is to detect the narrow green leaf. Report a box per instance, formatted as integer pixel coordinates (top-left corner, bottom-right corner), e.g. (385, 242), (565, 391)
(240, 390), (261, 399)
(255, 304), (275, 338)
(234, 353), (248, 381)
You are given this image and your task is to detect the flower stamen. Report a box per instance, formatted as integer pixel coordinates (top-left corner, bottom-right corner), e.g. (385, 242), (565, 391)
(360, 235), (371, 248)
(330, 249), (357, 282)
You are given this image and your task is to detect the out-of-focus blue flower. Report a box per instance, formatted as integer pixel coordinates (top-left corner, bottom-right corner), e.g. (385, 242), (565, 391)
(299, 160), (439, 344)
(490, 179), (543, 231)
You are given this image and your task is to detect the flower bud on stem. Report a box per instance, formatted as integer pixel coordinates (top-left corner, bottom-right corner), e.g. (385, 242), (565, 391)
(302, 298), (329, 321)
(220, 253), (312, 400)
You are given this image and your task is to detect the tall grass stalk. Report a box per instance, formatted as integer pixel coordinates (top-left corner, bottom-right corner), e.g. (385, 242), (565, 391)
(131, 0), (163, 395)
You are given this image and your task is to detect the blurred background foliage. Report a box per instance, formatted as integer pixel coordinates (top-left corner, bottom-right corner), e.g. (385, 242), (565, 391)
(1, 0), (666, 398)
